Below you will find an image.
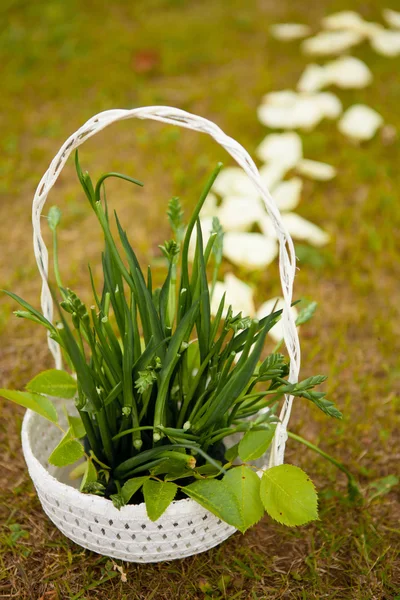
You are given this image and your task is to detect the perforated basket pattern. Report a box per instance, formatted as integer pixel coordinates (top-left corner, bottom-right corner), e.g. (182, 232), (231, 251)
(22, 406), (236, 562)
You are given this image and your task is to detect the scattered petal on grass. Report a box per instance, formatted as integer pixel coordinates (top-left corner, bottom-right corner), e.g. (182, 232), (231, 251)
(258, 91), (342, 130)
(270, 23), (311, 41)
(296, 159), (336, 181)
(321, 11), (382, 37)
(259, 213), (330, 247)
(272, 178), (303, 211)
(298, 57), (372, 92)
(302, 30), (363, 55)
(370, 29), (400, 56)
(258, 214), (278, 240)
(218, 196), (265, 232)
(325, 56), (372, 89)
(211, 273), (255, 318)
(212, 167), (257, 198)
(314, 92), (343, 119)
(338, 104), (384, 141)
(297, 64), (327, 93)
(259, 162), (289, 190)
(256, 132), (303, 168)
(383, 8), (400, 29)
(256, 297), (298, 343)
(321, 10), (366, 31)
(200, 192), (219, 217)
(282, 213), (330, 246)
(223, 232), (278, 270)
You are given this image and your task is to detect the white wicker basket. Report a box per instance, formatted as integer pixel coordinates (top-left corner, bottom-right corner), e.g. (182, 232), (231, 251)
(22, 106), (301, 562)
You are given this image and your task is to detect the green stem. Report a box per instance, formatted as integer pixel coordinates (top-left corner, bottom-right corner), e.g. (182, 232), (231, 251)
(287, 432), (361, 499)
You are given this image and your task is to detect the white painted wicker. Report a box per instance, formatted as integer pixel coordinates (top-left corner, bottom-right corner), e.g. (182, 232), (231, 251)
(22, 106), (301, 562)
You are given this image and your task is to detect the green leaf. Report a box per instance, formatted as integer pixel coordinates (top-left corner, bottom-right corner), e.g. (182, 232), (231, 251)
(143, 479), (178, 521)
(68, 414), (86, 439)
(2, 290), (55, 331)
(238, 426), (276, 462)
(260, 465), (318, 527)
(81, 482), (106, 495)
(225, 443), (239, 462)
(0, 389), (58, 423)
(121, 476), (149, 504)
(26, 369), (77, 399)
(295, 301), (317, 326)
(182, 478), (244, 531)
(79, 459), (97, 492)
(224, 466), (264, 532)
(48, 430), (84, 467)
(304, 394), (343, 419)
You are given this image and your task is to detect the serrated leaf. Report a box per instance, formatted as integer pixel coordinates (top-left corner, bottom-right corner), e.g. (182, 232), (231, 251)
(0, 389), (58, 423)
(304, 394), (342, 419)
(225, 443), (239, 462)
(68, 414), (86, 439)
(260, 465), (318, 527)
(224, 466), (264, 532)
(79, 460), (97, 492)
(121, 476), (149, 504)
(26, 369), (77, 399)
(295, 301), (317, 326)
(110, 493), (126, 510)
(182, 478), (244, 531)
(143, 480), (178, 521)
(48, 432), (84, 468)
(238, 426), (276, 462)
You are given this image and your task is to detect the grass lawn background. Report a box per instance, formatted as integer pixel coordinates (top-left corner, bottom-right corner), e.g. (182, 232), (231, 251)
(0, 0), (399, 598)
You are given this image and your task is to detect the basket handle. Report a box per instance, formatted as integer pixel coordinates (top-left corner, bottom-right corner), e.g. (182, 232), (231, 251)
(31, 106), (300, 466)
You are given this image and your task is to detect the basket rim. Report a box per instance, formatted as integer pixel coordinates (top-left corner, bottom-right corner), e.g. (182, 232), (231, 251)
(21, 408), (222, 521)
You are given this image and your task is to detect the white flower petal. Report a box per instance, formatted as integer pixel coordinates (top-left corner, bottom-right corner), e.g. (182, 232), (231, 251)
(270, 23), (311, 41)
(218, 196), (265, 232)
(259, 162), (289, 191)
(258, 91), (342, 130)
(212, 167), (258, 198)
(296, 159), (336, 181)
(258, 214), (278, 240)
(314, 92), (343, 119)
(256, 132), (303, 167)
(297, 64), (328, 93)
(383, 8), (400, 29)
(281, 212), (330, 246)
(322, 10), (365, 30)
(273, 178), (303, 211)
(370, 29), (400, 56)
(210, 274), (255, 318)
(321, 11), (381, 36)
(302, 30), (363, 55)
(298, 57), (372, 93)
(258, 98), (324, 130)
(256, 297), (298, 343)
(262, 90), (299, 106)
(223, 232), (278, 270)
(200, 192), (219, 217)
(338, 104), (383, 141)
(325, 56), (372, 89)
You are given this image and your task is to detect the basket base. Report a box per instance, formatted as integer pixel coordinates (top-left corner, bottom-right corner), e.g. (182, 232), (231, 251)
(22, 405), (237, 562)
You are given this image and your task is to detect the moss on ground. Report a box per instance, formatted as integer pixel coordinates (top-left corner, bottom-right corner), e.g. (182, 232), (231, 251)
(0, 0), (399, 598)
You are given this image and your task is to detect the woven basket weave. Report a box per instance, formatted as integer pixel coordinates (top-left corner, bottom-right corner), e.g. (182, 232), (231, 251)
(22, 106), (301, 562)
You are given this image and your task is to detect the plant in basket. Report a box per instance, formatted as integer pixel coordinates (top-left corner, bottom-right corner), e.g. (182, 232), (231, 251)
(2, 108), (356, 562)
(2, 151), (342, 533)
